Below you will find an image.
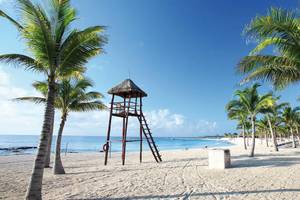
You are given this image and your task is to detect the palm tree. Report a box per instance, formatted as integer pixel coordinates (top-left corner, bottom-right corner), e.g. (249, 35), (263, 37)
(232, 83), (274, 157)
(294, 113), (300, 142)
(282, 106), (300, 148)
(0, 0), (106, 199)
(264, 101), (289, 151)
(256, 117), (270, 147)
(15, 78), (106, 174)
(226, 100), (248, 150)
(238, 8), (300, 89)
(276, 122), (288, 142)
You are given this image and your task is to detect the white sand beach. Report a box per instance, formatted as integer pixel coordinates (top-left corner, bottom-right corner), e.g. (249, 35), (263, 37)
(1, 139), (300, 200)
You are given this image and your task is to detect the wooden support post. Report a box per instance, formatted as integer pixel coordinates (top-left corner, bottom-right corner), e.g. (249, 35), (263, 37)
(139, 96), (143, 163)
(135, 97), (138, 114)
(122, 96), (131, 165)
(121, 97), (126, 165)
(104, 95), (115, 165)
(109, 140), (112, 158)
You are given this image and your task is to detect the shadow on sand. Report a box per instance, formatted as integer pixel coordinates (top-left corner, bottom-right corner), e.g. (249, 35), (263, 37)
(66, 162), (206, 175)
(70, 188), (300, 200)
(66, 151), (300, 175)
(231, 151), (300, 168)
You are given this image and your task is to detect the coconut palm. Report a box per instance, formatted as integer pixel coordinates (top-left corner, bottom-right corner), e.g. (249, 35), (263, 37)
(226, 100), (248, 150)
(232, 83), (274, 157)
(238, 8), (300, 89)
(0, 0), (106, 199)
(244, 120), (252, 146)
(256, 117), (270, 147)
(282, 106), (300, 148)
(263, 101), (289, 151)
(293, 112), (300, 141)
(15, 78), (106, 174)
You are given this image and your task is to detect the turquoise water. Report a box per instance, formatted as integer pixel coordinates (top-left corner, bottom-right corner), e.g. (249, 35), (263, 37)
(0, 135), (233, 156)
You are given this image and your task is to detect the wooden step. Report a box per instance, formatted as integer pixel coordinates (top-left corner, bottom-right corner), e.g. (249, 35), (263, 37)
(139, 113), (162, 163)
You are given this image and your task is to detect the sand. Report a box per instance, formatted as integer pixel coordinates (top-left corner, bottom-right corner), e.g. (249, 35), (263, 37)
(1, 139), (300, 200)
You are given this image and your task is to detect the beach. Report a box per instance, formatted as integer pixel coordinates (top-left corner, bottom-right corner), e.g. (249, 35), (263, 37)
(1, 139), (300, 200)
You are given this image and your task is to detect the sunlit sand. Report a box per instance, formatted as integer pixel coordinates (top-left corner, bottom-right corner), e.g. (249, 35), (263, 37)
(1, 139), (300, 200)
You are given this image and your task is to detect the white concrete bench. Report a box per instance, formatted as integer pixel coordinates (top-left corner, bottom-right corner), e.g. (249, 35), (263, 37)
(208, 148), (231, 169)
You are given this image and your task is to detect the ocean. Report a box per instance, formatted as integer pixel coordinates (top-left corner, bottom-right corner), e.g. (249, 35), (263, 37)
(0, 135), (233, 156)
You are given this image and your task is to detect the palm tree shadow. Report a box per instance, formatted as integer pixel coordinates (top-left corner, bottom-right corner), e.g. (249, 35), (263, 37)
(69, 188), (300, 200)
(66, 163), (206, 175)
(231, 155), (300, 168)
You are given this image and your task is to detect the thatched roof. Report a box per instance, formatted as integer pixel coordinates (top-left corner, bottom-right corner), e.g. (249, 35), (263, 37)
(108, 79), (147, 98)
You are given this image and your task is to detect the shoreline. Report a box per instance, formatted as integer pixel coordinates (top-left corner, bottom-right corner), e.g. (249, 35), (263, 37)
(0, 137), (234, 156)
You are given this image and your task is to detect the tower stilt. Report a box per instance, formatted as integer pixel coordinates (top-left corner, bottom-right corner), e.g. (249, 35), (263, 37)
(104, 95), (115, 165)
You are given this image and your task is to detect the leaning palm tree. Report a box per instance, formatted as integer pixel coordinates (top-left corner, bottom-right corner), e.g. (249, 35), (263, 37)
(277, 123), (289, 142)
(282, 106), (300, 148)
(226, 100), (248, 150)
(293, 112), (300, 142)
(233, 83), (274, 157)
(15, 78), (106, 174)
(262, 100), (289, 151)
(238, 8), (300, 89)
(244, 120), (252, 146)
(256, 117), (270, 147)
(0, 0), (106, 199)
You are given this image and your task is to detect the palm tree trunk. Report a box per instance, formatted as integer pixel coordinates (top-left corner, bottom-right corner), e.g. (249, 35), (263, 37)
(265, 133), (269, 147)
(296, 126), (300, 145)
(249, 116), (256, 157)
(44, 117), (54, 168)
(246, 129), (249, 146)
(242, 124), (247, 150)
(267, 116), (278, 151)
(279, 133), (282, 141)
(53, 112), (67, 174)
(290, 127), (296, 148)
(25, 79), (56, 200)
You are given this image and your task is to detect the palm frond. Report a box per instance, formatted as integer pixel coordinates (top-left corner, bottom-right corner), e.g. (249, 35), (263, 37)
(0, 9), (23, 29)
(51, 0), (76, 44)
(0, 54), (46, 73)
(13, 96), (46, 104)
(249, 37), (280, 56)
(245, 8), (300, 43)
(59, 26), (106, 76)
(243, 64), (300, 89)
(234, 90), (251, 113)
(76, 91), (104, 102)
(19, 0), (56, 68)
(73, 78), (94, 91)
(238, 55), (300, 89)
(238, 55), (300, 74)
(239, 7), (300, 89)
(255, 93), (274, 112)
(69, 101), (107, 112)
(32, 81), (49, 96)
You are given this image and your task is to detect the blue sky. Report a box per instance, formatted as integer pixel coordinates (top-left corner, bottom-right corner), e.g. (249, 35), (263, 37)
(0, 0), (300, 137)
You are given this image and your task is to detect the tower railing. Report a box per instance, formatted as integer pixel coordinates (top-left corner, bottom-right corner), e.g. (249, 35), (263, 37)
(111, 101), (141, 115)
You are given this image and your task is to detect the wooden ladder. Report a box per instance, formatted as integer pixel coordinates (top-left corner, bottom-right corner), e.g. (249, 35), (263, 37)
(138, 113), (162, 163)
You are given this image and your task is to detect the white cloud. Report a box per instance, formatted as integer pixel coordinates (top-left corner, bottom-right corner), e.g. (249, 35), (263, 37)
(145, 109), (185, 130)
(144, 109), (217, 137)
(0, 68), (44, 134)
(0, 68), (217, 137)
(63, 108), (217, 137)
(0, 70), (10, 86)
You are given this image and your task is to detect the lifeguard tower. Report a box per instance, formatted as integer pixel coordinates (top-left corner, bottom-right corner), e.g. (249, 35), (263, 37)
(104, 79), (162, 165)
